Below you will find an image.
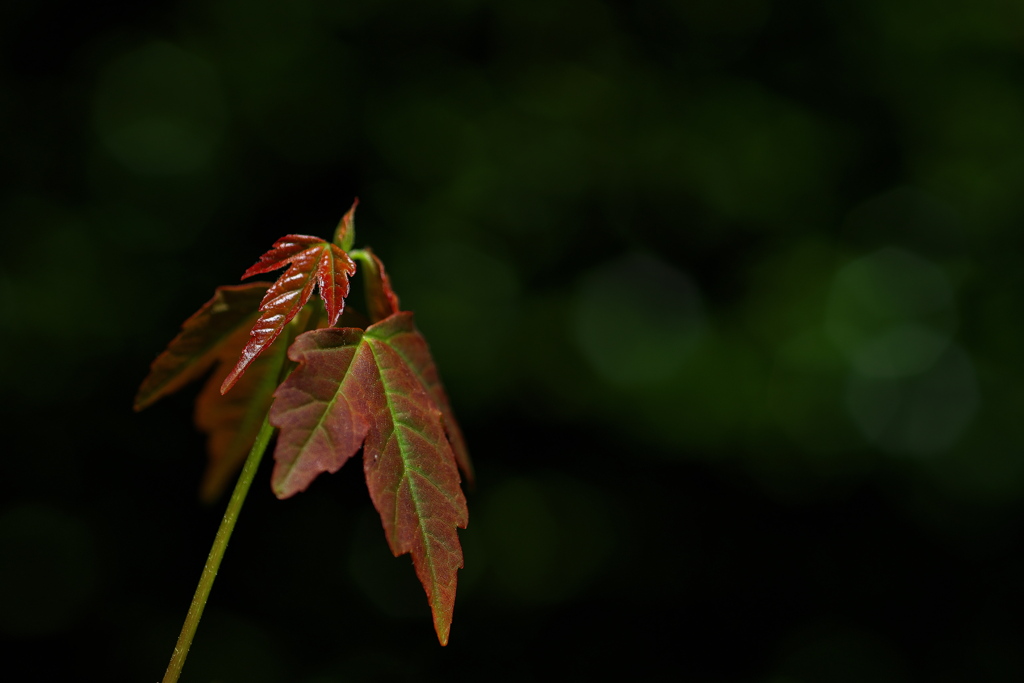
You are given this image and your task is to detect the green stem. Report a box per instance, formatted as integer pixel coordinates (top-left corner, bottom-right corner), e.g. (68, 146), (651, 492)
(162, 414), (276, 683)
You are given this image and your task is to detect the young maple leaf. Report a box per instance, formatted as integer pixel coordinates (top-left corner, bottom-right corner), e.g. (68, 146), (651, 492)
(220, 216), (358, 395)
(134, 283), (270, 412)
(134, 282), (314, 501)
(137, 202), (474, 654)
(270, 313), (468, 645)
(194, 302), (316, 501)
(353, 246), (473, 482)
(269, 250), (472, 644)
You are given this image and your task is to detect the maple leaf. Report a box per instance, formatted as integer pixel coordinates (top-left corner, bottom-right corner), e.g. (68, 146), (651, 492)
(270, 311), (469, 645)
(352, 247), (473, 482)
(194, 303), (316, 501)
(220, 234), (356, 394)
(136, 202), (474, 660)
(134, 282), (316, 501)
(134, 283), (270, 412)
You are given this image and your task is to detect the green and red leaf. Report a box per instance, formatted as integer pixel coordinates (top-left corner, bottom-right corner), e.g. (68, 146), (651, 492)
(352, 247), (472, 481)
(333, 198), (358, 252)
(270, 312), (468, 644)
(352, 247), (400, 323)
(136, 205), (474, 646)
(221, 236), (356, 394)
(385, 309), (474, 485)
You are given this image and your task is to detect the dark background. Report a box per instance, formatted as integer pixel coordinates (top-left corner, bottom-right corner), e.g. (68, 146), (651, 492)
(3, 0), (1024, 681)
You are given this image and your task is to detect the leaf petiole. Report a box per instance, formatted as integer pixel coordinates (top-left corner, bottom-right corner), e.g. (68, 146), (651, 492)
(162, 413), (276, 683)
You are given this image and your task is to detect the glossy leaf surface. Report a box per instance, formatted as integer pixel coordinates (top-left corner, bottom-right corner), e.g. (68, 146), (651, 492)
(221, 236), (356, 394)
(270, 312), (468, 644)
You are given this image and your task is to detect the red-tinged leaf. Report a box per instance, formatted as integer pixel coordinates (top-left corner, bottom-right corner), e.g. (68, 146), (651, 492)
(353, 247), (473, 482)
(270, 312), (468, 644)
(221, 235), (356, 394)
(134, 283), (270, 412)
(384, 311), (474, 485)
(353, 247), (400, 323)
(194, 303), (315, 502)
(333, 198), (358, 252)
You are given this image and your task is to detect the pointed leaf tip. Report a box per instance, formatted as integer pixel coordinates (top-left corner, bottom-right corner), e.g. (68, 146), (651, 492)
(334, 198), (358, 252)
(134, 283), (269, 411)
(270, 313), (468, 643)
(222, 235), (356, 394)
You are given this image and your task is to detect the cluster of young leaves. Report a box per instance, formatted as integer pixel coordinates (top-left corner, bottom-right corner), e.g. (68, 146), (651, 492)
(134, 202), (473, 644)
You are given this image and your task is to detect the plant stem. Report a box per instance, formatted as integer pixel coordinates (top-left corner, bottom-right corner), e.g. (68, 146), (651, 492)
(162, 414), (276, 683)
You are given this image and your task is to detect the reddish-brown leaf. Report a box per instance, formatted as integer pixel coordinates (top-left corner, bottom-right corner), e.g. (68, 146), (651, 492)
(385, 310), (474, 485)
(270, 312), (468, 644)
(134, 283), (270, 412)
(353, 248), (472, 481)
(134, 282), (324, 501)
(194, 303), (315, 501)
(354, 247), (401, 323)
(221, 236), (356, 394)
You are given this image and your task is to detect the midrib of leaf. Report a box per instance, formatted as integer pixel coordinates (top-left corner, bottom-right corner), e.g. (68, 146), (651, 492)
(275, 332), (363, 489)
(366, 321), (463, 505)
(320, 246), (344, 321)
(366, 321), (469, 482)
(365, 322), (434, 412)
(366, 338), (446, 604)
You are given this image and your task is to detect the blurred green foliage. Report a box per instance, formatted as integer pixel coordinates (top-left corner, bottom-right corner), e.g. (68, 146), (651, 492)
(3, 0), (1024, 680)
